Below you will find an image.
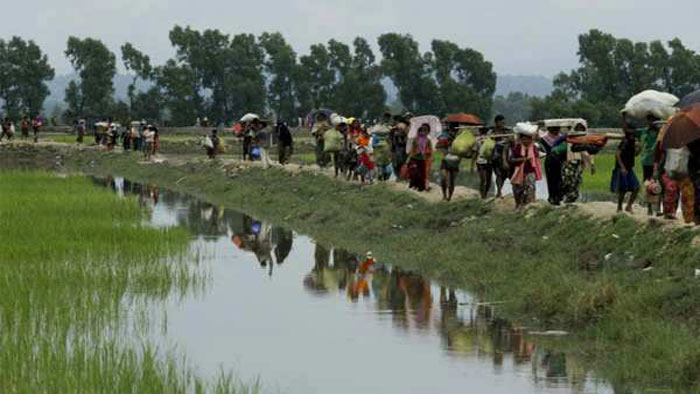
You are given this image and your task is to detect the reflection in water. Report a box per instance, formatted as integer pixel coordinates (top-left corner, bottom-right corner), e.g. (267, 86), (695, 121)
(304, 240), (596, 392)
(100, 177), (610, 394)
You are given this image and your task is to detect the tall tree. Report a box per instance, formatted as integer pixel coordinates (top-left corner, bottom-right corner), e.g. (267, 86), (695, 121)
(260, 32), (299, 122)
(0, 37), (54, 118)
(167, 26), (266, 123)
(154, 60), (198, 126)
(377, 33), (440, 115)
(120, 43), (153, 113)
(431, 39), (496, 119)
(327, 38), (386, 119)
(227, 33), (266, 119)
(64, 36), (116, 118)
(543, 29), (700, 126)
(296, 44), (335, 116)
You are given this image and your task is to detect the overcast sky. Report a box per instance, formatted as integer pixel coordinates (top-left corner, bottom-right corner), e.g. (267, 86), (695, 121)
(4, 0), (700, 77)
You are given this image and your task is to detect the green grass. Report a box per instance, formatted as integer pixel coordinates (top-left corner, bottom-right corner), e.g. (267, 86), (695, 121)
(65, 150), (700, 393)
(0, 171), (250, 393)
(581, 152), (644, 193)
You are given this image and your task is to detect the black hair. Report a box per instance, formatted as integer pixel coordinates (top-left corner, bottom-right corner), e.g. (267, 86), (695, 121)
(494, 115), (505, 123)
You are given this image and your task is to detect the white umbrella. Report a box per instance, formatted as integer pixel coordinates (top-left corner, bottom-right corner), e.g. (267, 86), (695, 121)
(240, 113), (260, 123)
(406, 115), (442, 154)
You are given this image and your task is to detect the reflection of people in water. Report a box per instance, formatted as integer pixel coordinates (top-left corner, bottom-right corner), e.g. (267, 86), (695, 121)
(230, 213), (294, 277)
(272, 227), (293, 265)
(348, 252), (375, 301)
(150, 185), (159, 204)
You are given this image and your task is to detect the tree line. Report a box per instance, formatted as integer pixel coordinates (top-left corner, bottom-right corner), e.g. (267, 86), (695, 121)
(2, 28), (700, 127)
(57, 27), (497, 126)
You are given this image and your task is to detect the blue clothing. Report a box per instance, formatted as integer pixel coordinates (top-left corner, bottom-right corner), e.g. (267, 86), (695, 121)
(610, 168), (640, 193)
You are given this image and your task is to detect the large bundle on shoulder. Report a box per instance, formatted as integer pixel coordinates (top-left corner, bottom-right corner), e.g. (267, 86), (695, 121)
(622, 90), (679, 120)
(451, 128), (477, 158)
(323, 114), (346, 152)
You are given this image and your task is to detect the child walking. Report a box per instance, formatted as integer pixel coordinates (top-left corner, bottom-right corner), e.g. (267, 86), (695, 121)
(611, 124), (640, 213)
(357, 146), (375, 184)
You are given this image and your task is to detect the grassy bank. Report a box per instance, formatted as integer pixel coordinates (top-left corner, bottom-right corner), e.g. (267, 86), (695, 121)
(52, 148), (700, 392)
(0, 171), (248, 393)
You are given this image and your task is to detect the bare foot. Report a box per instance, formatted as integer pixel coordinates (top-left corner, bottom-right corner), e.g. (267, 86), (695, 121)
(625, 205), (634, 214)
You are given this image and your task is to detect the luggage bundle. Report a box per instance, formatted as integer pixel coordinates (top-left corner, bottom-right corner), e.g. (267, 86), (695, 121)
(451, 130), (476, 158)
(622, 90), (679, 120)
(323, 128), (344, 152)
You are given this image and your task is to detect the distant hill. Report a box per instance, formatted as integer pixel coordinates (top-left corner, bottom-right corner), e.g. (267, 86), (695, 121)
(495, 74), (553, 97)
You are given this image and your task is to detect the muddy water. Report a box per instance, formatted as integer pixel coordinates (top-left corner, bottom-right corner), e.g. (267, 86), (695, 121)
(100, 177), (612, 394)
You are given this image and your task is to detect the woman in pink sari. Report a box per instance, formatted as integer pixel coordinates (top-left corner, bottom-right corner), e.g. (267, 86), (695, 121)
(509, 125), (542, 208)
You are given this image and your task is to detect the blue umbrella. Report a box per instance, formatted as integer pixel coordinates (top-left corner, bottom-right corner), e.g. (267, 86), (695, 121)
(678, 89), (700, 109)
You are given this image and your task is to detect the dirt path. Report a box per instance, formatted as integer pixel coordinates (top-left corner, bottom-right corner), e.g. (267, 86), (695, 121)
(155, 151), (699, 229)
(2, 140), (695, 229)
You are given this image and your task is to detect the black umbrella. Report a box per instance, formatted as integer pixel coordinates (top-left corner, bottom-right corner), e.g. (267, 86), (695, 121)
(306, 108), (334, 130)
(678, 89), (700, 109)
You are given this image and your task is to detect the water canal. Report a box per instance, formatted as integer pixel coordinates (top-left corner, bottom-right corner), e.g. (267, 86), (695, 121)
(96, 176), (613, 394)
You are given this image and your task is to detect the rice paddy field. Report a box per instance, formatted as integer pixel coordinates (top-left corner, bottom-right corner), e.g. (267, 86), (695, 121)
(0, 171), (245, 393)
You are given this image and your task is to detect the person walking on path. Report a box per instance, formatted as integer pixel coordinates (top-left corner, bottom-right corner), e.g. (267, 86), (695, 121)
(312, 113), (332, 167)
(20, 117), (30, 139)
(638, 115), (662, 215)
(203, 129), (220, 159)
(32, 117), (42, 143)
(611, 123), (640, 213)
(491, 115), (512, 198)
(276, 120), (294, 165)
(654, 127), (694, 222)
(509, 125), (542, 209)
(561, 123), (595, 203)
(440, 149), (461, 201)
(541, 125), (567, 205)
(406, 123), (433, 192)
(76, 119), (86, 144)
(143, 126), (155, 160)
(390, 118), (409, 180)
(0, 118), (13, 141)
(474, 127), (494, 199)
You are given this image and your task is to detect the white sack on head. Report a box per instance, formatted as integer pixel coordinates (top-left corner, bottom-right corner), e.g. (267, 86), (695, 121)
(330, 114), (347, 127)
(240, 113), (260, 123)
(514, 122), (538, 136)
(369, 124), (391, 135)
(622, 90), (679, 120)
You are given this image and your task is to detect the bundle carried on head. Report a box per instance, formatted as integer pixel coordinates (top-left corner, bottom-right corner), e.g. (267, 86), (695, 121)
(622, 90), (679, 120)
(514, 122), (538, 136)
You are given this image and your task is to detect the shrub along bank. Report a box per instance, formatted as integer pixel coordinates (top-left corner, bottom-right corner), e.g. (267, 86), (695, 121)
(5, 144), (700, 392)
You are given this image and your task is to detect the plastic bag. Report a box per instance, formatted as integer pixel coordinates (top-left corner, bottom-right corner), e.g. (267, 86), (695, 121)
(373, 142), (392, 167)
(452, 130), (477, 157)
(203, 136), (214, 149)
(477, 138), (496, 161)
(323, 129), (343, 152)
(665, 147), (690, 180)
